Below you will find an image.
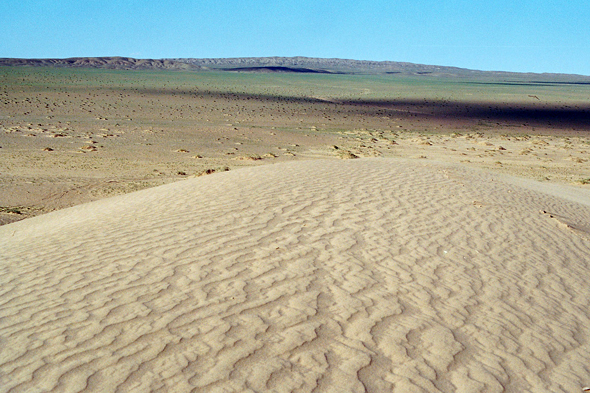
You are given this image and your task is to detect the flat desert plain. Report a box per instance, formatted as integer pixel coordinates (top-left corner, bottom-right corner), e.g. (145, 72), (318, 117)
(1, 66), (590, 392)
(1, 67), (590, 224)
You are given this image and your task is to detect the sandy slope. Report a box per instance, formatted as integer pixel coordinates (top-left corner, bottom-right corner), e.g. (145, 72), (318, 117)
(1, 159), (590, 393)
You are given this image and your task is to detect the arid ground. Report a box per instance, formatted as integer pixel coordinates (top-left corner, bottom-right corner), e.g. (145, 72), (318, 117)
(1, 66), (589, 224)
(2, 65), (590, 393)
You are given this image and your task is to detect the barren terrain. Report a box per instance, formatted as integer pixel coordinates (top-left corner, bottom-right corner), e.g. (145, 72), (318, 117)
(2, 62), (590, 393)
(2, 159), (590, 392)
(1, 65), (589, 224)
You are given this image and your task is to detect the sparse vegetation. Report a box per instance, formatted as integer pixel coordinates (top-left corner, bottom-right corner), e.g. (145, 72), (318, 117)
(195, 167), (230, 177)
(235, 154), (262, 161)
(337, 150), (359, 159)
(0, 206), (22, 214)
(2, 65), (590, 224)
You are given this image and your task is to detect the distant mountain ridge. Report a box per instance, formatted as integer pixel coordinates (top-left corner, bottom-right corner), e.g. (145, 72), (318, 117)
(0, 57), (194, 70)
(1, 56), (589, 80)
(171, 56), (475, 76)
(166, 57), (590, 80)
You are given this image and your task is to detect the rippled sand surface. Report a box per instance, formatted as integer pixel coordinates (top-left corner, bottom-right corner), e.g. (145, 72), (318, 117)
(2, 159), (590, 392)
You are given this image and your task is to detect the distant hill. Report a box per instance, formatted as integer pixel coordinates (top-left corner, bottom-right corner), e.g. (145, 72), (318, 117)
(0, 57), (195, 70)
(2, 56), (590, 81)
(172, 56), (475, 76)
(171, 57), (590, 81)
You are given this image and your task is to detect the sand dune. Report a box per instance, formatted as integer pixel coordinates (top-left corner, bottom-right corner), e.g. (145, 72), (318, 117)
(1, 159), (590, 393)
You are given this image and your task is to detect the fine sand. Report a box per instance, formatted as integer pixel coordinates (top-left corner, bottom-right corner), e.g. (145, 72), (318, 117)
(1, 158), (590, 392)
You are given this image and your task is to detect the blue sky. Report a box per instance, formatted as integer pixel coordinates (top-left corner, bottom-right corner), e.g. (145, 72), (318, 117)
(1, 0), (589, 75)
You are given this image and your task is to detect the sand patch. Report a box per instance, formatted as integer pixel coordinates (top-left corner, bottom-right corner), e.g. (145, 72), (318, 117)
(1, 159), (590, 392)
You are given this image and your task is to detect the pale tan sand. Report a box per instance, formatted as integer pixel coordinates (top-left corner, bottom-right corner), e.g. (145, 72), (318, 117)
(1, 158), (590, 393)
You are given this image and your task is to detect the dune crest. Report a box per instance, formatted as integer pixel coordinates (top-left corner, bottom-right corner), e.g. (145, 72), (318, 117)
(1, 159), (590, 393)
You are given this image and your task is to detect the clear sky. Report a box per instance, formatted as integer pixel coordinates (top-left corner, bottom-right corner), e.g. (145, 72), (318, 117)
(1, 0), (589, 75)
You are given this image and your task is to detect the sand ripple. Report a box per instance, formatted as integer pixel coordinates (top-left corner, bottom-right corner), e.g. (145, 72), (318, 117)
(1, 159), (590, 392)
